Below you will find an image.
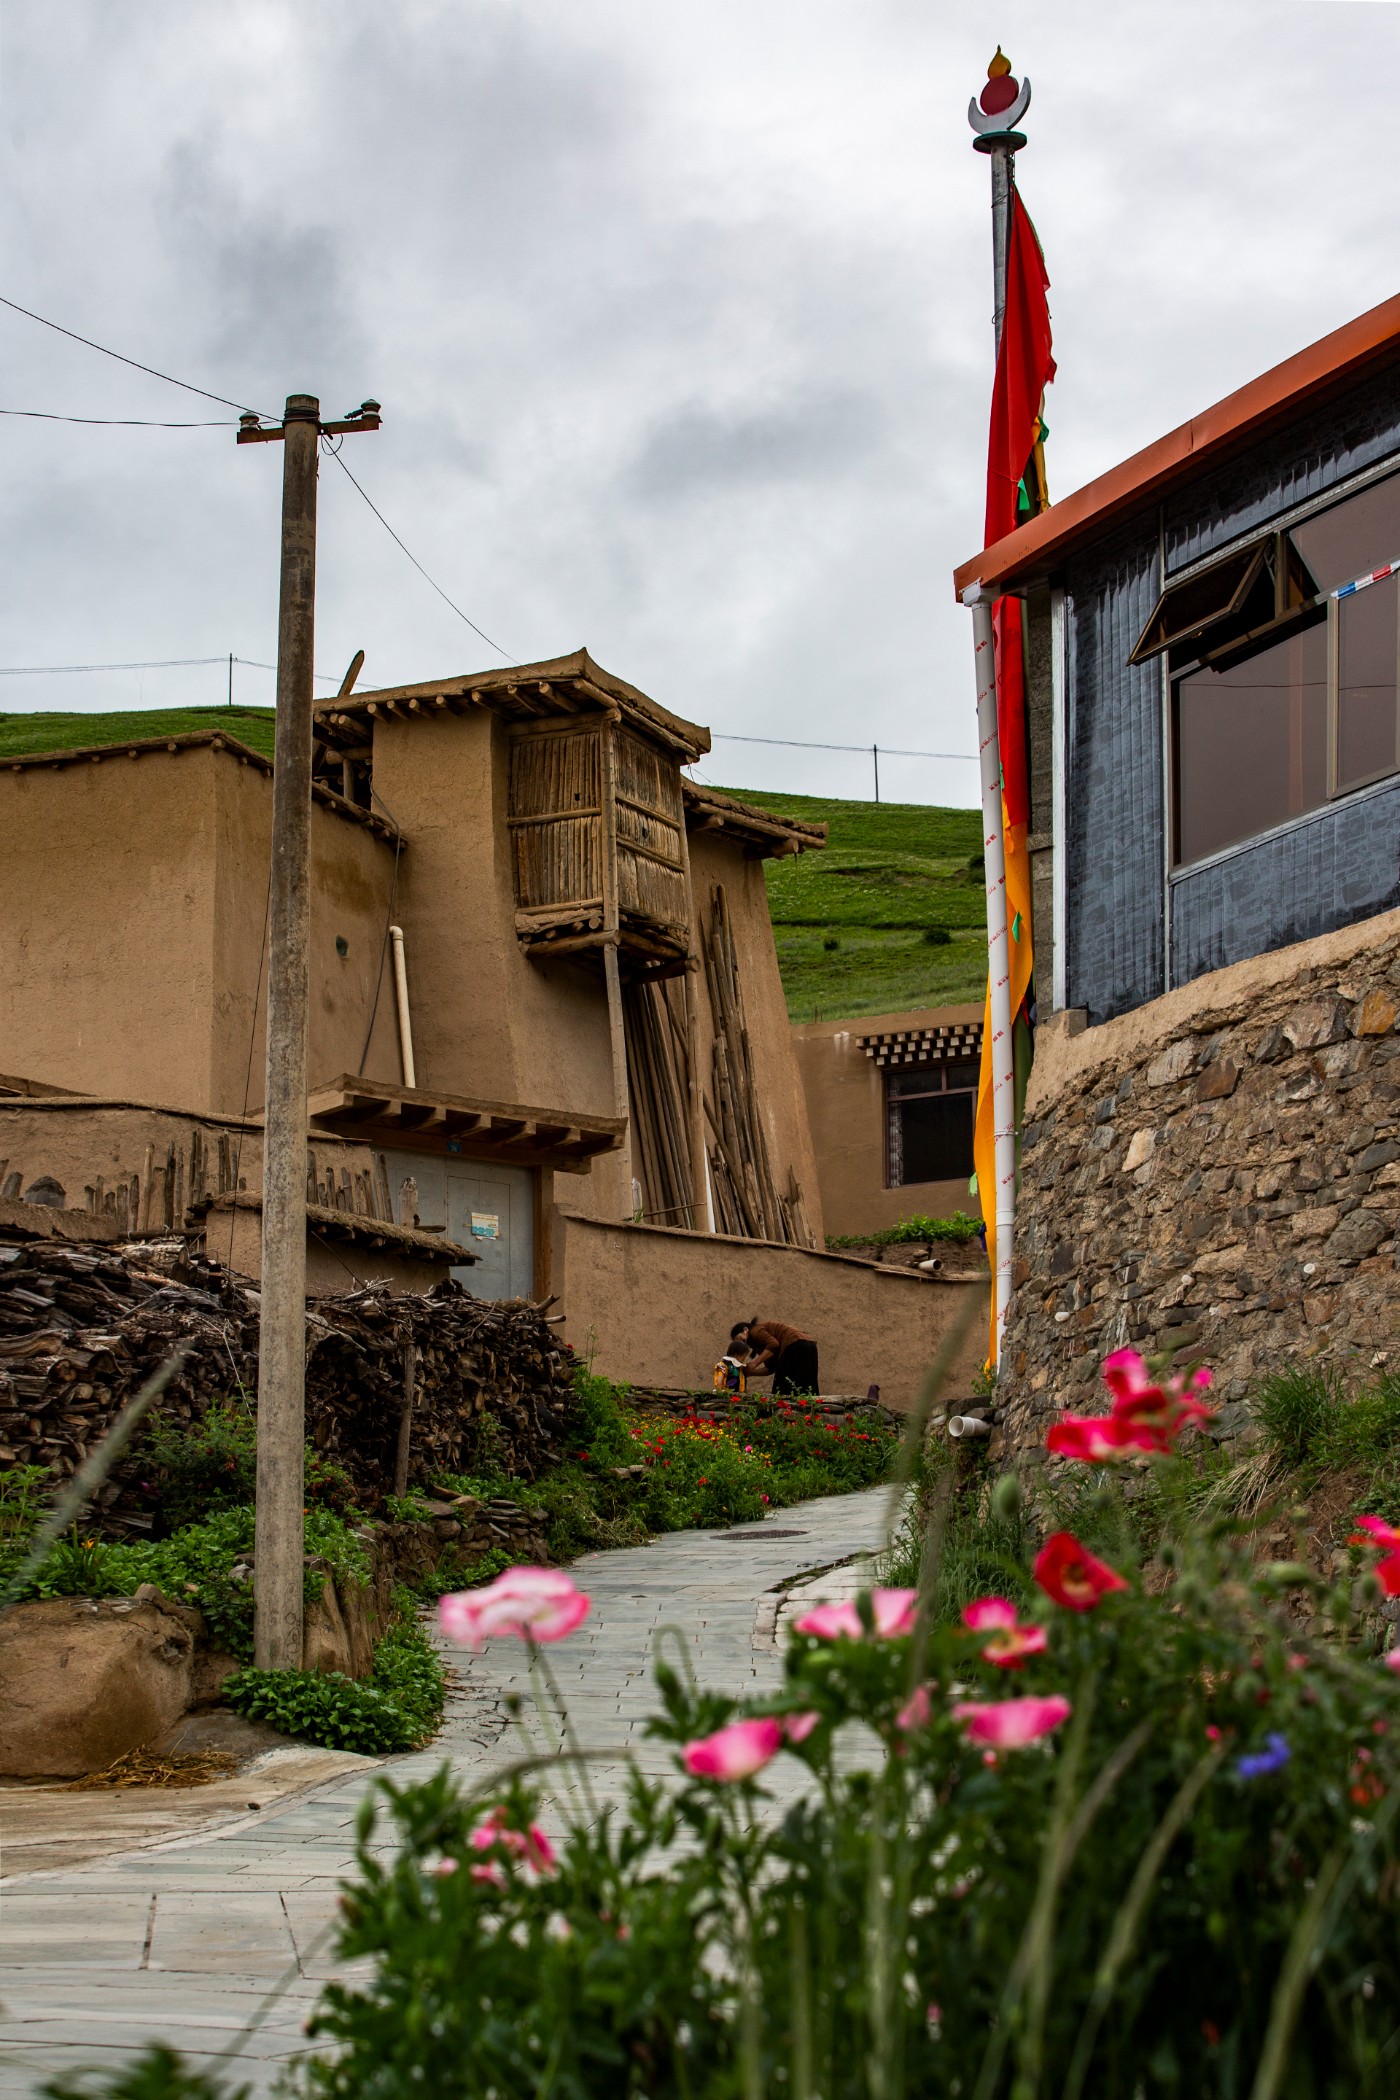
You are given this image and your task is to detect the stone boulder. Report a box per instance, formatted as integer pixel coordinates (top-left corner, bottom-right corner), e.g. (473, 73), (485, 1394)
(0, 1586), (200, 1777)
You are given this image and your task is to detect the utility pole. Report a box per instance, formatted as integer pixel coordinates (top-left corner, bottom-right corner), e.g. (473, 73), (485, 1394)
(872, 745), (880, 803)
(237, 392), (380, 1669)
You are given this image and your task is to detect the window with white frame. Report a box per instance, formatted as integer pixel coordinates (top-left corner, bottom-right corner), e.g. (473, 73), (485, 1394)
(1132, 471), (1400, 867)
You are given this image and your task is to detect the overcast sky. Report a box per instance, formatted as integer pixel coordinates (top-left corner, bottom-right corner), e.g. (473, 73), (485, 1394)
(1, 1), (1396, 806)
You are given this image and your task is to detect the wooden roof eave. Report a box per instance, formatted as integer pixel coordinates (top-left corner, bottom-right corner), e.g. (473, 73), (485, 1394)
(305, 1076), (626, 1175)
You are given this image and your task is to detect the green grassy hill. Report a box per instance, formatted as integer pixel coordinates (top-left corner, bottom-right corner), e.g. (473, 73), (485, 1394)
(0, 710), (984, 1025)
(717, 788), (986, 1022)
(0, 705), (278, 762)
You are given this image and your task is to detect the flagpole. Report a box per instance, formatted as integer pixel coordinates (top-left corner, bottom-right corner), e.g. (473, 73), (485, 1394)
(966, 48), (1033, 1366)
(964, 585), (1017, 1356)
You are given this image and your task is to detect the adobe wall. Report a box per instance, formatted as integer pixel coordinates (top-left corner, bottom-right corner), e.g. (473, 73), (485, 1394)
(210, 755), (402, 1112)
(0, 748), (219, 1105)
(792, 1005), (981, 1239)
(0, 1100), (381, 1236)
(555, 1212), (985, 1412)
(1002, 907), (1400, 1456)
(0, 745), (401, 1118)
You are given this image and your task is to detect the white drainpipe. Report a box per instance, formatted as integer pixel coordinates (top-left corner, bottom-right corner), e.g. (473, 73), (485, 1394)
(962, 584), (1017, 1366)
(390, 925), (416, 1090)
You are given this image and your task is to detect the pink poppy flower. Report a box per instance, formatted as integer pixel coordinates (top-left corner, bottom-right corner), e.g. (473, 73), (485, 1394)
(469, 1808), (557, 1875)
(962, 1597), (1018, 1632)
(896, 1684), (933, 1731)
(953, 1694), (1072, 1747)
(1033, 1533), (1129, 1612)
(1352, 1516), (1400, 1597)
(438, 1566), (590, 1650)
(961, 1596), (1047, 1668)
(1384, 1650), (1400, 1674)
(793, 1588), (917, 1640)
(683, 1716), (783, 1781)
(783, 1710), (821, 1744)
(470, 1862), (505, 1888)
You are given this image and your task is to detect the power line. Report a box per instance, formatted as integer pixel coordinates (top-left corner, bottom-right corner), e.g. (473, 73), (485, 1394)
(0, 654), (341, 683)
(326, 445), (512, 661)
(708, 731), (976, 762)
(0, 408), (236, 427)
(0, 292), (268, 417)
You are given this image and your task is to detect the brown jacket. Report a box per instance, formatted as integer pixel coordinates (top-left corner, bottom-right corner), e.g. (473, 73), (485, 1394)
(746, 1319), (812, 1368)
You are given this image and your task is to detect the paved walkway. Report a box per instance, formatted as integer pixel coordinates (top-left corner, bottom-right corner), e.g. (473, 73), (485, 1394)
(0, 1488), (892, 2096)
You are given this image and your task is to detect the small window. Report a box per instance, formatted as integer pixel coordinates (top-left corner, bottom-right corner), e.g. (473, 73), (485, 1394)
(1170, 471), (1400, 866)
(885, 1061), (977, 1188)
(1131, 541), (1270, 665)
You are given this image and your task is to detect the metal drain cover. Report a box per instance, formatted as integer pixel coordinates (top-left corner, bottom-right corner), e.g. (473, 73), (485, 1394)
(720, 1527), (808, 1539)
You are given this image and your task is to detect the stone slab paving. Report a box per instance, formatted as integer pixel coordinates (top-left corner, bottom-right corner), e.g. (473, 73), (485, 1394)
(0, 1487), (892, 2096)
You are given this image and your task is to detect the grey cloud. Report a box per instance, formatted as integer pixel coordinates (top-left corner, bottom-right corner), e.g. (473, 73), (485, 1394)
(624, 391), (885, 502)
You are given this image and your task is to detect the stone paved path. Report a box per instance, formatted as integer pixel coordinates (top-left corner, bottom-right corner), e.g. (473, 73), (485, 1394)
(0, 1488), (892, 2096)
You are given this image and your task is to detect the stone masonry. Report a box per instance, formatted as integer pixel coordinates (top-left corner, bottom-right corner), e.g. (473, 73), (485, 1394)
(1002, 910), (1400, 1457)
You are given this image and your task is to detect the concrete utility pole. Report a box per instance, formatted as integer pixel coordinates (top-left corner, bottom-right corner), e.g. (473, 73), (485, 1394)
(237, 393), (380, 1669)
(965, 50), (1032, 1367)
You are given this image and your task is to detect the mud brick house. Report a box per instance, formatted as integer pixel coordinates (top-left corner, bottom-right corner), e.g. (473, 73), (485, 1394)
(954, 295), (1400, 1450)
(793, 1005), (983, 1239)
(0, 651), (981, 1406)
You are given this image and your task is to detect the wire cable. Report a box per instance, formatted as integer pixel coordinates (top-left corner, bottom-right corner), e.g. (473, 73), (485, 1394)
(326, 444), (512, 661)
(0, 292), (268, 416)
(708, 731), (976, 762)
(0, 653), (341, 683)
(0, 408), (236, 427)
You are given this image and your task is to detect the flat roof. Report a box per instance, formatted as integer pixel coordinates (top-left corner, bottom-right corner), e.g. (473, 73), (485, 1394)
(953, 289), (1400, 598)
(0, 728), (401, 843)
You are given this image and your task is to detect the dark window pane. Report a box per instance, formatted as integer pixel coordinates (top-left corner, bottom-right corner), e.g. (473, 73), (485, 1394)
(1338, 574), (1399, 791)
(891, 1093), (974, 1186)
(1290, 472), (1400, 594)
(1174, 616), (1328, 864)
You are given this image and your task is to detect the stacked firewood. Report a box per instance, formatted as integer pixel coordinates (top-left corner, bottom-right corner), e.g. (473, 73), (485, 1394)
(0, 1235), (578, 1514)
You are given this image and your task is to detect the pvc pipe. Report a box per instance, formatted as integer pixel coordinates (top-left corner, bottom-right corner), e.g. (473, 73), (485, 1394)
(390, 925), (416, 1090)
(948, 1415), (992, 1440)
(962, 585), (1017, 1368)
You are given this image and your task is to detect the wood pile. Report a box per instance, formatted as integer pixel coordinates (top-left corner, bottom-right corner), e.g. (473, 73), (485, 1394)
(0, 1235), (579, 1516)
(701, 885), (816, 1248)
(622, 976), (696, 1227)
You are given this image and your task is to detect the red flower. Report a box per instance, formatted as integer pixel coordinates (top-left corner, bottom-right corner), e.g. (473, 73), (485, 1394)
(1351, 1515), (1400, 1596)
(1033, 1532), (1128, 1612)
(1048, 1350), (1215, 1463)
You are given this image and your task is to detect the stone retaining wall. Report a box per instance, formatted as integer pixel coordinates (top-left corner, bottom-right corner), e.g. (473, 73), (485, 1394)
(1003, 910), (1400, 1458)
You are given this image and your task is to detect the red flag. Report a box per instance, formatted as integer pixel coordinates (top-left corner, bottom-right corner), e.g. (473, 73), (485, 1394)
(985, 197), (1055, 835)
(973, 192), (1054, 1354)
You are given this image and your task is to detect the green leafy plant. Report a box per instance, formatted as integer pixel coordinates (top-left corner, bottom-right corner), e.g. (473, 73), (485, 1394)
(39, 2044), (246, 2099)
(134, 1403), (359, 1530)
(827, 1209), (983, 1250)
(225, 1595), (443, 1755)
(13, 1504), (370, 1660)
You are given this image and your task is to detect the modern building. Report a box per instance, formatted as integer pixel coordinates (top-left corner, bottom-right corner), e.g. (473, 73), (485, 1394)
(954, 295), (1400, 1444)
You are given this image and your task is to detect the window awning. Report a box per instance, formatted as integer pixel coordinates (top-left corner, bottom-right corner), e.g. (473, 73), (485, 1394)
(305, 1075), (625, 1174)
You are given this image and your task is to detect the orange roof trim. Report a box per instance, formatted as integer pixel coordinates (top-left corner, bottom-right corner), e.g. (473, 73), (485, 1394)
(953, 289), (1400, 599)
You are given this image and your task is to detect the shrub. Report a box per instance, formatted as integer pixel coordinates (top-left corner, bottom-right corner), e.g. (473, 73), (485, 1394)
(225, 1595), (443, 1755)
(827, 1210), (983, 1250)
(13, 1504), (371, 1660)
(40, 2045), (244, 2099)
(922, 925), (951, 945)
(134, 1402), (359, 1530)
(1254, 1365), (1343, 1469)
